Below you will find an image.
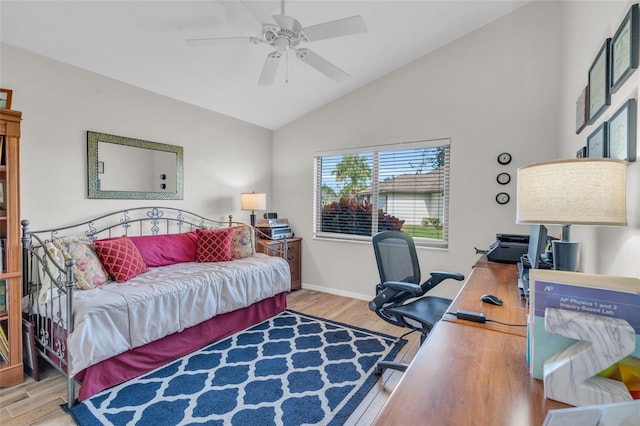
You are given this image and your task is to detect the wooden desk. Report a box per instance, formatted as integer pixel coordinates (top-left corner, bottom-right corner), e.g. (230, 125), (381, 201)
(373, 259), (569, 425)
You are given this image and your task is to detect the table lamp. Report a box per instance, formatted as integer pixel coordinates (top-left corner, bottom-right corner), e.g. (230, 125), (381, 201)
(241, 192), (266, 227)
(516, 158), (627, 271)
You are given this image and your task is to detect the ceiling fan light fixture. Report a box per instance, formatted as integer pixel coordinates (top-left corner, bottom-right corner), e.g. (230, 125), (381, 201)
(273, 36), (289, 50)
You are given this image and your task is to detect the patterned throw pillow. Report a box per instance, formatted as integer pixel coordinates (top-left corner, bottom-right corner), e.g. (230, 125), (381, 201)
(38, 242), (69, 302)
(230, 225), (255, 259)
(52, 236), (110, 289)
(196, 228), (234, 263)
(93, 236), (149, 283)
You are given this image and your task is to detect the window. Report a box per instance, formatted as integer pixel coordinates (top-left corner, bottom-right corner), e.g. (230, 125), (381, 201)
(313, 138), (450, 248)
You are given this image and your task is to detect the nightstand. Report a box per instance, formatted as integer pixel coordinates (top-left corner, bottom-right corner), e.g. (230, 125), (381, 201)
(256, 237), (302, 290)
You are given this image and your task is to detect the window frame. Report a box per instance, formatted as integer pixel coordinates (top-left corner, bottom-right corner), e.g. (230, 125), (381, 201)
(313, 138), (451, 248)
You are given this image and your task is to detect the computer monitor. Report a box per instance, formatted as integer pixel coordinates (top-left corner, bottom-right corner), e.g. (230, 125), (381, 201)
(526, 224), (548, 269)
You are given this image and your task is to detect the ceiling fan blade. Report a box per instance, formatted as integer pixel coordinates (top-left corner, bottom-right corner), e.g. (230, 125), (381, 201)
(241, 1), (279, 28)
(258, 51), (282, 85)
(186, 36), (253, 46)
(301, 16), (367, 42)
(295, 48), (349, 82)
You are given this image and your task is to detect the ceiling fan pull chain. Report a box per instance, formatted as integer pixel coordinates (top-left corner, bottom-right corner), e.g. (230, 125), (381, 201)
(286, 49), (289, 84)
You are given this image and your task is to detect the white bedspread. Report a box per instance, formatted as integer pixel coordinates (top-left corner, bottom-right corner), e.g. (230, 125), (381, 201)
(35, 254), (290, 376)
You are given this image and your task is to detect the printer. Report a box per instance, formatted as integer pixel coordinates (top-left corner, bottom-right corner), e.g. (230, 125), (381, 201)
(484, 234), (529, 264)
(256, 218), (293, 240)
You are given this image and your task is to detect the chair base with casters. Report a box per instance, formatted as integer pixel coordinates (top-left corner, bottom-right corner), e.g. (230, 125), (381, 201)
(375, 360), (408, 374)
(369, 230), (464, 374)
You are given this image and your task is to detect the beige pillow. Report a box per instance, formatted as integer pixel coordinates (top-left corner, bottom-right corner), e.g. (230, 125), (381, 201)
(230, 225), (255, 259)
(52, 236), (110, 289)
(37, 242), (66, 304)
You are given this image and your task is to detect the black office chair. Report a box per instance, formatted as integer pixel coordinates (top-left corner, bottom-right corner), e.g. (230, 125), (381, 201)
(370, 230), (464, 373)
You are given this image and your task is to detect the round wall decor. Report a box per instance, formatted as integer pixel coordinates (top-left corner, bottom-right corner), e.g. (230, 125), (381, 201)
(496, 192), (510, 205)
(497, 152), (512, 165)
(497, 172), (511, 185)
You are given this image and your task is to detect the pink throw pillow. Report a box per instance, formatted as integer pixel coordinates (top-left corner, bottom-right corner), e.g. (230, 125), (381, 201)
(196, 228), (233, 263)
(93, 236), (148, 283)
(130, 232), (197, 267)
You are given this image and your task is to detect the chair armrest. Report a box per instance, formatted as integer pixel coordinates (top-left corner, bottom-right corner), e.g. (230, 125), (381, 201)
(430, 271), (465, 282)
(421, 271), (465, 293)
(369, 281), (421, 312)
(381, 281), (422, 295)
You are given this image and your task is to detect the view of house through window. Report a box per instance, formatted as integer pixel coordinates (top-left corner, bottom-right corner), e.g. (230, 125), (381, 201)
(314, 138), (450, 248)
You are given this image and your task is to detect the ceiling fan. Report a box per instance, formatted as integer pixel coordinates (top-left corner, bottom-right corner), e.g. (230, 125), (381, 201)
(186, 0), (367, 85)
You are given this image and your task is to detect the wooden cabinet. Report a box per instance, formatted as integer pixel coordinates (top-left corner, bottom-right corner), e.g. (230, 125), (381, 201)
(0, 109), (23, 387)
(257, 238), (302, 290)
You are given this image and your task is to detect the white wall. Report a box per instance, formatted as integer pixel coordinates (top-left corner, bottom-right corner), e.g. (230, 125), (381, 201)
(1, 44), (273, 229)
(273, 1), (565, 300)
(558, 1), (640, 278)
(3, 1), (637, 302)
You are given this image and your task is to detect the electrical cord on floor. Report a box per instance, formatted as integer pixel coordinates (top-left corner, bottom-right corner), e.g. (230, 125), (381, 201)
(394, 328), (418, 344)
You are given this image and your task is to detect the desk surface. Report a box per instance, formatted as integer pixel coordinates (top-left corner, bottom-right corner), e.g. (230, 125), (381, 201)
(372, 321), (567, 425)
(373, 258), (569, 425)
(444, 261), (528, 337)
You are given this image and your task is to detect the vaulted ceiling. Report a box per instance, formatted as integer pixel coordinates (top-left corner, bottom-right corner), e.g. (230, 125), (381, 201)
(0, 1), (528, 129)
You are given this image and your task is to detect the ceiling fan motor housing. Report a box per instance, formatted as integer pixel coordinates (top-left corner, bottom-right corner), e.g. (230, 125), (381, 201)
(263, 15), (305, 51)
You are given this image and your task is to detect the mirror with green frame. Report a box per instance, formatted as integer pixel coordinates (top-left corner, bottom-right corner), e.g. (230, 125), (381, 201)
(87, 131), (184, 200)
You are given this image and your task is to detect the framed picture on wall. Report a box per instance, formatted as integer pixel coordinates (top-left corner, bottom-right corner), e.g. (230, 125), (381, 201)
(587, 121), (608, 158)
(611, 4), (639, 94)
(607, 98), (637, 162)
(588, 39), (611, 124)
(576, 85), (588, 134)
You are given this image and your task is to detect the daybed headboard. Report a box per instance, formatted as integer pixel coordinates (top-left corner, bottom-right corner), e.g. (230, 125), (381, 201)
(22, 206), (239, 243)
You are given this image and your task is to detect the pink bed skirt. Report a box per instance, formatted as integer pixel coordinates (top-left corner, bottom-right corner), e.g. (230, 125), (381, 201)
(75, 292), (288, 401)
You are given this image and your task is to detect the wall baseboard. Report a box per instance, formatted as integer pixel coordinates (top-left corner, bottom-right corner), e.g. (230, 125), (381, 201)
(300, 282), (371, 302)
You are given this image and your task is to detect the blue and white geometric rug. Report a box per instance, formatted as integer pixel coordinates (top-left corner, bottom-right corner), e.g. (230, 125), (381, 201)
(66, 309), (406, 426)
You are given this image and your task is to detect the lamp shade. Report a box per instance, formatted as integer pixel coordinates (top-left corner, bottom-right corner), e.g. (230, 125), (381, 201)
(241, 192), (266, 211)
(516, 158), (627, 226)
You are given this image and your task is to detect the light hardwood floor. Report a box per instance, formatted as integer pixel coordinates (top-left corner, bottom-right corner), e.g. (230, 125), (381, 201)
(0, 289), (420, 425)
